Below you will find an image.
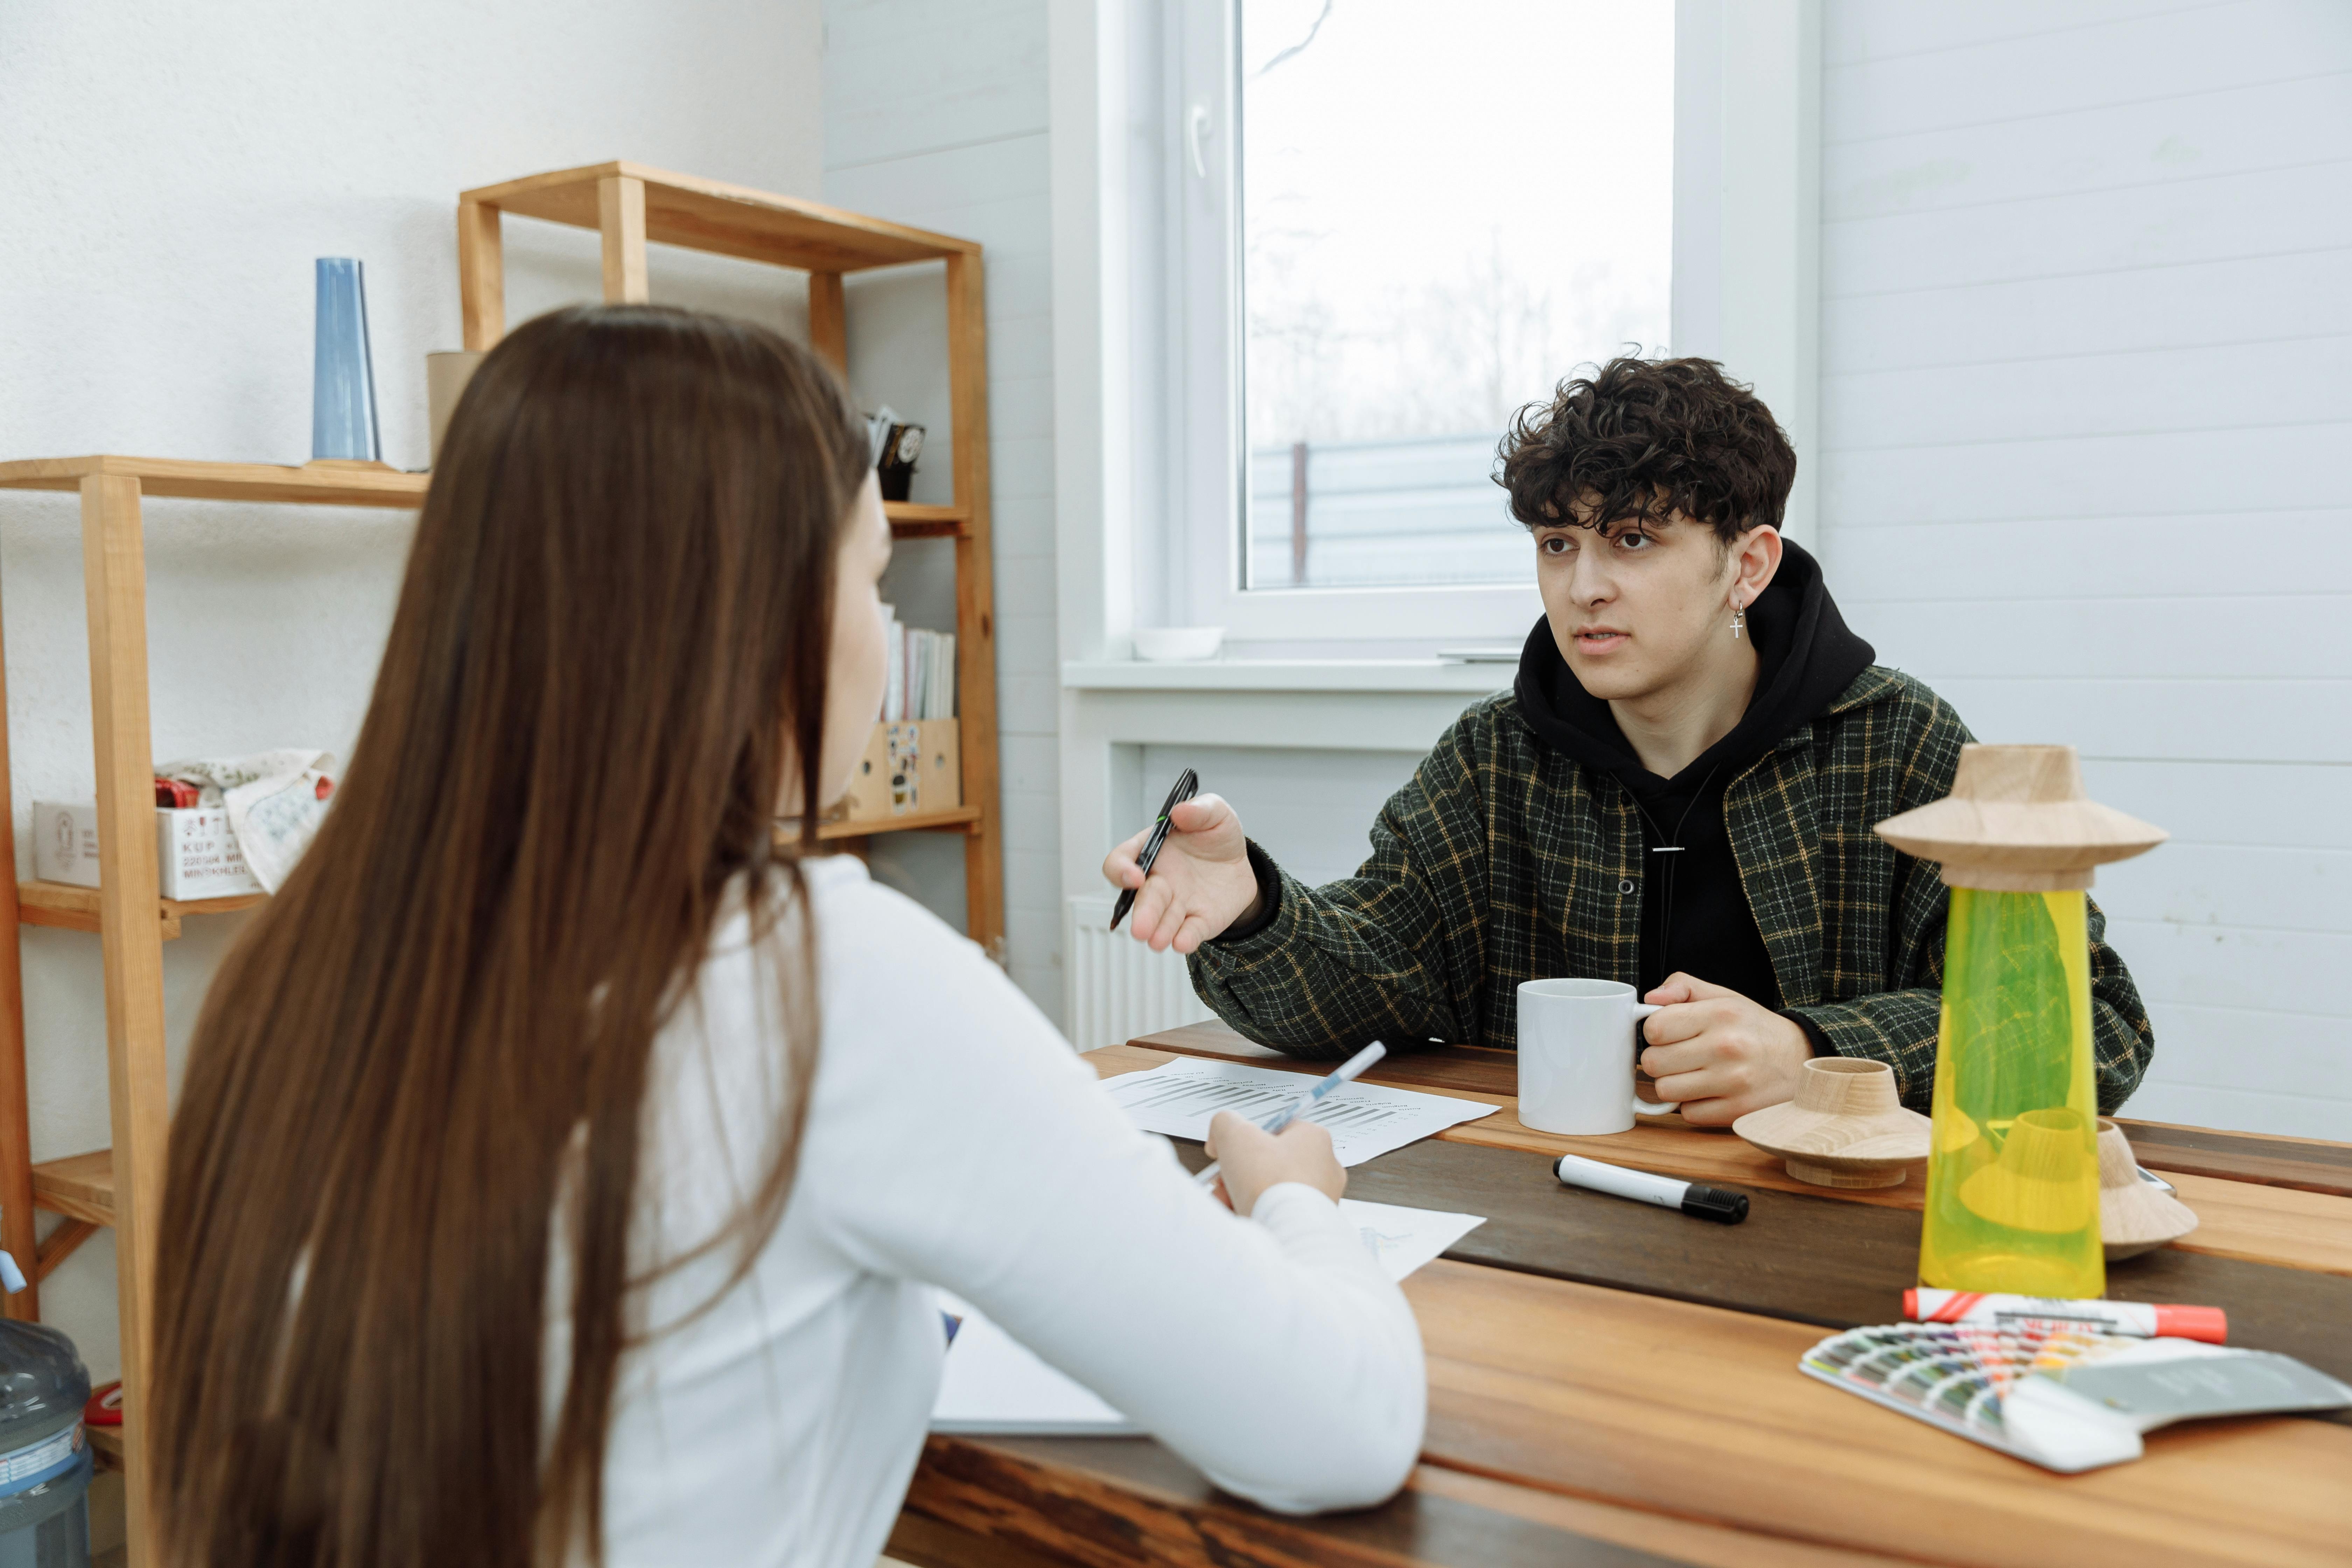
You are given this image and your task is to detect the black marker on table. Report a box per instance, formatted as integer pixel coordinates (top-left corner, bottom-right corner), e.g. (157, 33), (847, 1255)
(1556, 1153), (1749, 1224)
(1110, 767), (1199, 931)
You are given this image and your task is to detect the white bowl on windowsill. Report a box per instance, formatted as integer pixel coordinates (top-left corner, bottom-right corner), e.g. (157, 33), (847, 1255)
(1134, 626), (1226, 662)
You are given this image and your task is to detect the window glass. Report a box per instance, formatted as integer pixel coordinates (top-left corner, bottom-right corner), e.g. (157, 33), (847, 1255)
(1240, 1), (1674, 589)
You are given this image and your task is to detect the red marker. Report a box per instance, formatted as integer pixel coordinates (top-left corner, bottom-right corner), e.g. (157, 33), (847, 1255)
(1905, 1288), (2226, 1344)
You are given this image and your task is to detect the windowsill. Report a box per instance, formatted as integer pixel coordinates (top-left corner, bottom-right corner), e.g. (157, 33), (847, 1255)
(1060, 659), (1514, 695)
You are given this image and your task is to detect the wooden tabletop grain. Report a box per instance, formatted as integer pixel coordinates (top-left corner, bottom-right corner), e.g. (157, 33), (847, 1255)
(892, 1024), (2352, 1568)
(1409, 1261), (2352, 1568)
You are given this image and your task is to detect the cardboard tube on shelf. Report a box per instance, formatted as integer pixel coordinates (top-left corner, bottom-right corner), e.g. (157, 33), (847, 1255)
(427, 350), (486, 466)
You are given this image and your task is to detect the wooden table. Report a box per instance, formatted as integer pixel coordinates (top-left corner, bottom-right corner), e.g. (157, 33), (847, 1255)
(890, 1024), (2352, 1568)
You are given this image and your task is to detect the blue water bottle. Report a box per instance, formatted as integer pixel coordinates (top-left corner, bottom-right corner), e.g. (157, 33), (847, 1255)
(0, 1253), (92, 1567)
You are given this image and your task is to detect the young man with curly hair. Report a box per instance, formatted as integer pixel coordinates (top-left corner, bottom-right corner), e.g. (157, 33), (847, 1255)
(1105, 357), (2153, 1121)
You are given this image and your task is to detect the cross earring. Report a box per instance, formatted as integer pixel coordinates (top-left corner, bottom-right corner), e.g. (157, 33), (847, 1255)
(1730, 599), (1746, 639)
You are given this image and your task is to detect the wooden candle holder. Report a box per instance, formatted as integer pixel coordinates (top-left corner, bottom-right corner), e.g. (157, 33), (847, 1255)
(2099, 1117), (2200, 1260)
(1731, 1058), (1932, 1189)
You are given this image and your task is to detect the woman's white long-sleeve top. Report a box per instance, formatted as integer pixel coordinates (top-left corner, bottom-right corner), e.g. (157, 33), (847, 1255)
(578, 856), (1426, 1567)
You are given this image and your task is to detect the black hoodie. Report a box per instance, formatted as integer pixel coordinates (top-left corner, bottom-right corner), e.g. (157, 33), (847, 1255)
(1511, 540), (1875, 1009)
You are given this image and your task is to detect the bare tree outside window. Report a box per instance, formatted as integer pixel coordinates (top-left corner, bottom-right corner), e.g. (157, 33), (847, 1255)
(1240, 0), (1674, 589)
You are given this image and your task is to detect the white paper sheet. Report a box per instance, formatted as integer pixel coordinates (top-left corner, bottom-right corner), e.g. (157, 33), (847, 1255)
(1105, 1057), (1499, 1166)
(929, 1199), (1484, 1435)
(930, 1296), (1138, 1435)
(1337, 1197), (1485, 1279)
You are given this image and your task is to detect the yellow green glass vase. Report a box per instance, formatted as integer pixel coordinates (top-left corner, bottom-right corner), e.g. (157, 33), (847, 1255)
(1874, 746), (2165, 1299)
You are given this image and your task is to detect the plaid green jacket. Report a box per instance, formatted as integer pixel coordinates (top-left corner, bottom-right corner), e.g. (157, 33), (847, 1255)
(1188, 667), (2154, 1113)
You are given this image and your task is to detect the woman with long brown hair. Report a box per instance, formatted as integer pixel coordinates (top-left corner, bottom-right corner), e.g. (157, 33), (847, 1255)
(149, 306), (1421, 1567)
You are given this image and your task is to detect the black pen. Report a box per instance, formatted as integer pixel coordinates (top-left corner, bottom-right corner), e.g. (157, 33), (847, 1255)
(1110, 768), (1199, 931)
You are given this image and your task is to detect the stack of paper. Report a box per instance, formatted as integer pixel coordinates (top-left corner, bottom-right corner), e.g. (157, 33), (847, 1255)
(930, 1198), (1484, 1435)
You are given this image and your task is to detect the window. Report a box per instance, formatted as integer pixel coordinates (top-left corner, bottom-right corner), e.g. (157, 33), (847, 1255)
(1067, 1), (1812, 660)
(1236, 1), (1675, 595)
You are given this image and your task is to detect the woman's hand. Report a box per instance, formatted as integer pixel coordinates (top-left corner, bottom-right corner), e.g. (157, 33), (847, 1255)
(1101, 793), (1262, 954)
(1204, 1111), (1345, 1216)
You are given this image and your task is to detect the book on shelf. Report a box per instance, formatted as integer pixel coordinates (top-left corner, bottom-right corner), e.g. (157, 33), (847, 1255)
(878, 604), (956, 723)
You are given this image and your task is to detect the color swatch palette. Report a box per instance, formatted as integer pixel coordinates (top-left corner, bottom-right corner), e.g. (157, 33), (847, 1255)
(1801, 1321), (2352, 1472)
(1802, 1320), (2109, 1456)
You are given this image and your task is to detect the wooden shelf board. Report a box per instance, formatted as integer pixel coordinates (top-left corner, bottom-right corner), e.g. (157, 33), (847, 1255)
(0, 455), (428, 508)
(462, 161), (978, 274)
(18, 880), (265, 942)
(32, 1149), (112, 1227)
(884, 502), (968, 538)
(86, 1424), (122, 1472)
(786, 806), (982, 843)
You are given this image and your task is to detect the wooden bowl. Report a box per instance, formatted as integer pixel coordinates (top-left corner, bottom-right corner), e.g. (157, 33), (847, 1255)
(2099, 1117), (2199, 1260)
(1732, 1058), (1932, 1189)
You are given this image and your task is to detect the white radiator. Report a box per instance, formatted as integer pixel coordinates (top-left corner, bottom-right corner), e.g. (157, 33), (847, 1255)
(1064, 894), (1216, 1053)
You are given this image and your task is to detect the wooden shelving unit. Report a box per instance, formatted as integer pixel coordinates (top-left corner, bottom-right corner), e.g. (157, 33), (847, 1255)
(0, 455), (428, 1553)
(0, 165), (1005, 1564)
(458, 160), (1006, 953)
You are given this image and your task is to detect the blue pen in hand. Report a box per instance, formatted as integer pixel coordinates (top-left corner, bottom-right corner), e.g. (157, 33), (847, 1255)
(1194, 1041), (1388, 1189)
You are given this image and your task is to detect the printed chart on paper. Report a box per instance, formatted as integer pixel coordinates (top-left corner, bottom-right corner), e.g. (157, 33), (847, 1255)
(1106, 1057), (1498, 1166)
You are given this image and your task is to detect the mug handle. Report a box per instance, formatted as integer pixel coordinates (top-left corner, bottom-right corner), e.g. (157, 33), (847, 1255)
(1629, 1002), (1679, 1118)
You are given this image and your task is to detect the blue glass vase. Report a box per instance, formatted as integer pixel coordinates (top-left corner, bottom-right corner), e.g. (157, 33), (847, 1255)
(312, 258), (381, 461)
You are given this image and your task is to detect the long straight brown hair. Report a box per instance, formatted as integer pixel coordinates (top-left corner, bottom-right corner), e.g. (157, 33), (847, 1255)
(151, 305), (870, 1566)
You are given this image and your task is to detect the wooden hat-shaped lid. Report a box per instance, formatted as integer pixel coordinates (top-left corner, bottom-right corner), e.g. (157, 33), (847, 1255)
(2098, 1118), (2199, 1258)
(1873, 744), (2166, 892)
(1732, 1059), (1930, 1188)
(1733, 1058), (1930, 1160)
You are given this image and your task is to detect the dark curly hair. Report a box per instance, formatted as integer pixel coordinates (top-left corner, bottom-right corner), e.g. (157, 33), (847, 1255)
(1495, 356), (1796, 544)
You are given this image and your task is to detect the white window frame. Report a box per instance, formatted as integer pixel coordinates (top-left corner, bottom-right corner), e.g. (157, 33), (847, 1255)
(1171, 0), (1549, 646)
(1050, 0), (1818, 663)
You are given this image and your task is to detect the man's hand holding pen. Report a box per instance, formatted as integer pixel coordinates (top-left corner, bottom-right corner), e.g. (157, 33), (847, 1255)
(1103, 792), (1262, 955)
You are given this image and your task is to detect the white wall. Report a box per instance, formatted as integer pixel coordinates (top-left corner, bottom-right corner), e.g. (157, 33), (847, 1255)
(1138, 745), (1423, 888)
(1817, 0), (2352, 1138)
(0, 0), (825, 1380)
(827, 0), (1065, 1022)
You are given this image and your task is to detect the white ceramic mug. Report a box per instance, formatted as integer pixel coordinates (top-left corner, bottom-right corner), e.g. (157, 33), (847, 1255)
(1516, 978), (1680, 1135)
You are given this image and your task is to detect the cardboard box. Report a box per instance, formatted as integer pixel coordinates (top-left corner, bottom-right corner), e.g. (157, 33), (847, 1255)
(841, 721), (961, 821)
(31, 800), (265, 900)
